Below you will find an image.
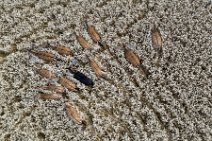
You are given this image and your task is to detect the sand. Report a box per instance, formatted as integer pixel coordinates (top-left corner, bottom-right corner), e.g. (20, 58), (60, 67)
(0, 0), (211, 141)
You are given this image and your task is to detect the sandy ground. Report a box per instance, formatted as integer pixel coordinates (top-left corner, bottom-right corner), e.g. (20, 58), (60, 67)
(0, 0), (212, 141)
